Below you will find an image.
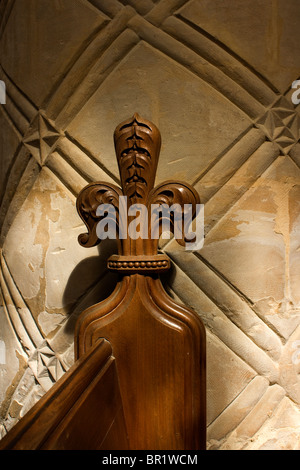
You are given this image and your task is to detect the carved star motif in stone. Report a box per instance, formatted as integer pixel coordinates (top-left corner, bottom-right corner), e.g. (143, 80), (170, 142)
(256, 97), (300, 155)
(23, 112), (63, 165)
(28, 340), (66, 392)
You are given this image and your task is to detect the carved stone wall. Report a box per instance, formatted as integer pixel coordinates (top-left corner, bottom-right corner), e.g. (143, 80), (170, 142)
(0, 0), (299, 450)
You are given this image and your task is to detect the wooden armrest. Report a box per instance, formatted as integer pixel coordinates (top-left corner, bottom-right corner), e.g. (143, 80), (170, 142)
(0, 339), (128, 450)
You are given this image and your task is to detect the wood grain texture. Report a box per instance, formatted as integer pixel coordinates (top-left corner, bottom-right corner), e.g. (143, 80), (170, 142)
(75, 275), (206, 450)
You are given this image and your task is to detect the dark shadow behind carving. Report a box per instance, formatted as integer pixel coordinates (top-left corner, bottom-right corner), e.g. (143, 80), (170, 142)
(62, 239), (119, 336)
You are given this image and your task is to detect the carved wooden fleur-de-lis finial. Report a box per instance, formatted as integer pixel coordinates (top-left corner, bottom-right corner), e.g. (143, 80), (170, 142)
(76, 113), (200, 270)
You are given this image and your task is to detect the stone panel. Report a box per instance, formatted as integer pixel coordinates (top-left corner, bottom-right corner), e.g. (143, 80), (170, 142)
(178, 0), (300, 93)
(200, 157), (299, 311)
(206, 331), (256, 425)
(2, 169), (102, 318)
(0, 0), (108, 106)
(0, 307), (25, 413)
(67, 41), (251, 185)
(0, 109), (20, 202)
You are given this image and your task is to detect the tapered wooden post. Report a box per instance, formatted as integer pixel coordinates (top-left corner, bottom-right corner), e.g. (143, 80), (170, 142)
(75, 114), (206, 450)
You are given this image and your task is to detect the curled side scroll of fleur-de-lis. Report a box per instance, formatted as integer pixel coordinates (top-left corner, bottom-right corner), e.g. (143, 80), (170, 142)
(76, 182), (123, 248)
(146, 180), (200, 253)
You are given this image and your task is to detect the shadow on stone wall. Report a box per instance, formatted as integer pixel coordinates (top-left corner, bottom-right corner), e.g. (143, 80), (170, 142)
(62, 239), (119, 336)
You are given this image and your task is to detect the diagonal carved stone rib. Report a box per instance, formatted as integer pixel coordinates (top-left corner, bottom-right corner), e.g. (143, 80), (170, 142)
(56, 137), (118, 186)
(128, 15), (265, 118)
(87, 0), (123, 18)
(0, 65), (37, 124)
(165, 249), (282, 361)
(194, 127), (266, 201)
(0, 267), (35, 355)
(220, 384), (286, 450)
(162, 16), (277, 107)
(168, 259), (279, 382)
(207, 376), (269, 440)
(0, 253), (43, 354)
(45, 152), (89, 197)
(203, 141), (280, 234)
(145, 0), (189, 26)
(47, 6), (136, 121)
(55, 28), (139, 128)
